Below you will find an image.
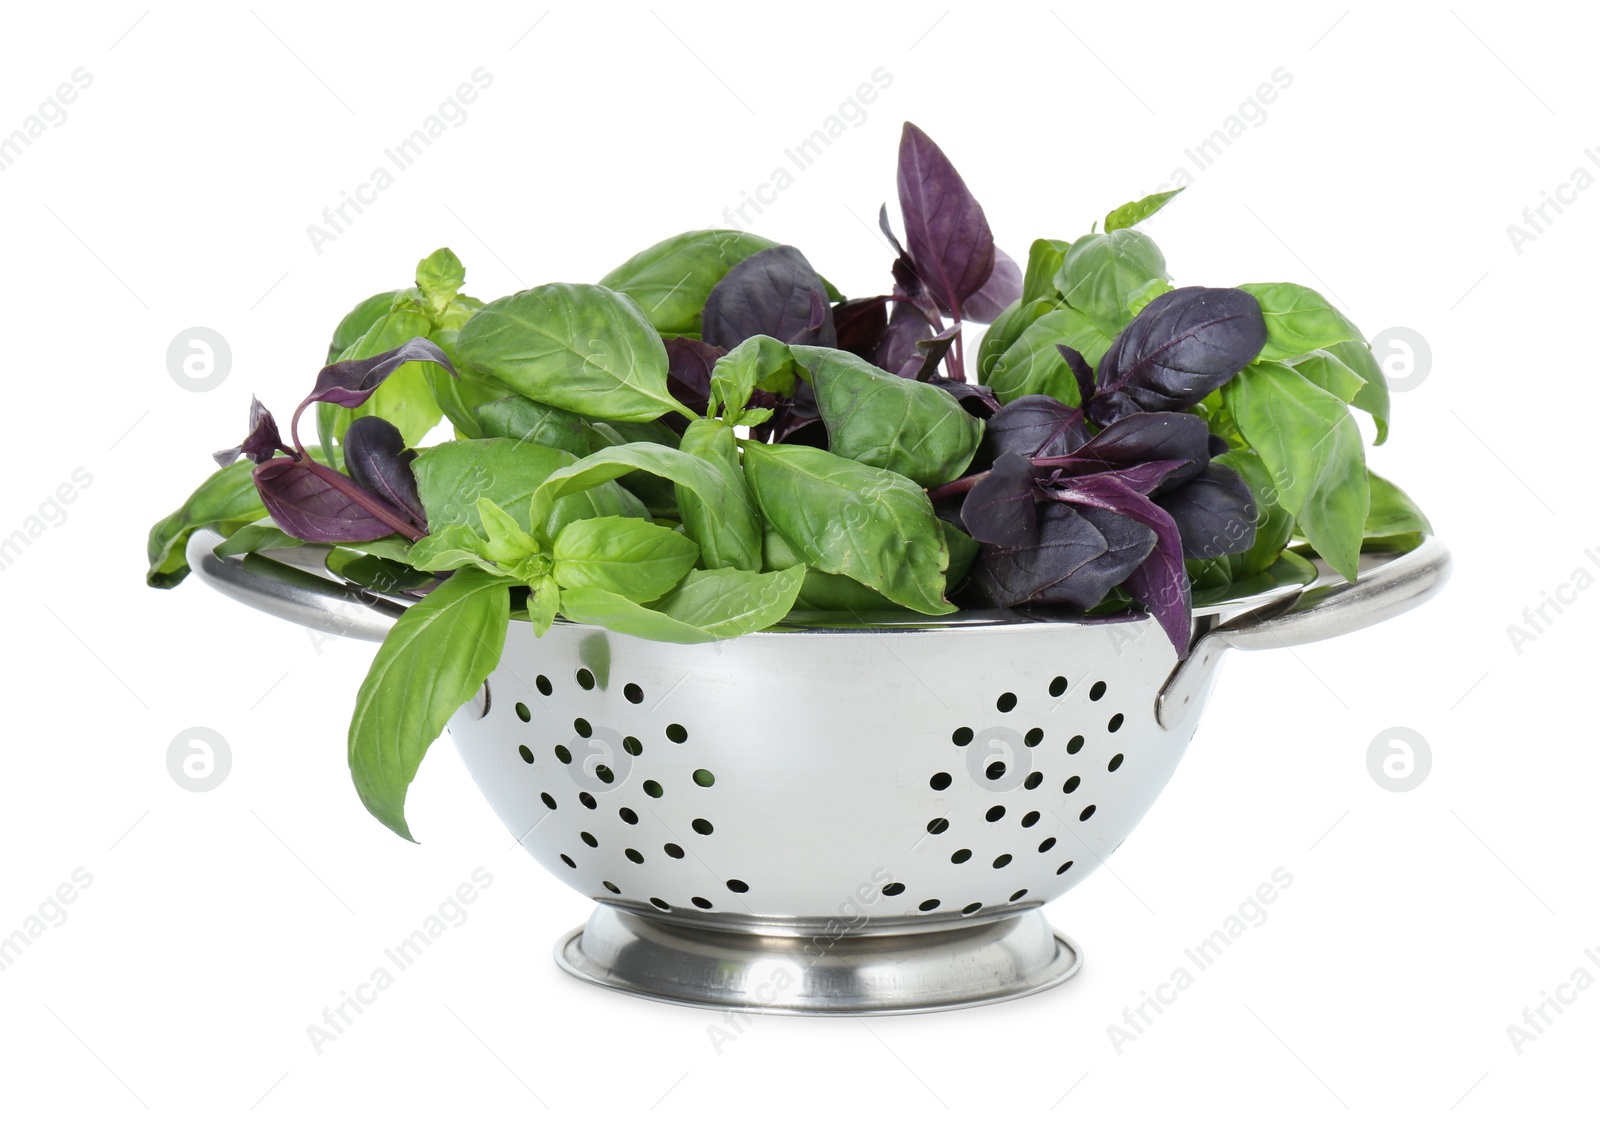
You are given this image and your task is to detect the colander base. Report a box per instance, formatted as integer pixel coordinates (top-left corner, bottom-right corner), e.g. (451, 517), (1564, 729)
(554, 904), (1081, 1015)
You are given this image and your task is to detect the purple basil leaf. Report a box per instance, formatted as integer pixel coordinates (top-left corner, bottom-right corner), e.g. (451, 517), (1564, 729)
(662, 337), (724, 433)
(833, 297), (890, 360)
(701, 245), (837, 350)
(982, 395), (1089, 461)
(932, 492), (969, 534)
(252, 459), (401, 543)
(778, 419), (829, 448)
(1075, 506), (1163, 596)
(1053, 458), (1190, 496)
(1084, 391), (1141, 426)
(874, 294), (937, 374)
(343, 416), (425, 529)
(1056, 344), (1097, 410)
(925, 376), (1000, 418)
(896, 122), (995, 319)
(961, 452), (1038, 547)
(966, 502), (1152, 610)
(1155, 461), (1258, 559)
(805, 288), (827, 333)
(1056, 474), (1190, 652)
(895, 323), (962, 380)
(752, 379), (821, 445)
(213, 396), (283, 467)
(890, 252), (944, 326)
(309, 337), (456, 409)
(1036, 411), (1211, 493)
(1207, 433), (1230, 457)
(1089, 286), (1266, 426)
(878, 202), (909, 261)
(962, 247), (1022, 324)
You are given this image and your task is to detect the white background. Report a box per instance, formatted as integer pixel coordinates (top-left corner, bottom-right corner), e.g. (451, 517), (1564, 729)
(2, 2), (1594, 1117)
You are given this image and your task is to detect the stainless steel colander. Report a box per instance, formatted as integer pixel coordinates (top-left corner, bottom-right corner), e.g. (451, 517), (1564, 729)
(188, 531), (1449, 1015)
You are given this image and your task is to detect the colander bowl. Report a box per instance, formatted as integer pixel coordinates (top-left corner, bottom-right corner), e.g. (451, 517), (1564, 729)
(188, 531), (1449, 1014)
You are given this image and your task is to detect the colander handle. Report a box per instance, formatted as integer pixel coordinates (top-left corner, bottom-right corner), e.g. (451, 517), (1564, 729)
(1157, 535), (1451, 728)
(185, 529), (404, 641)
(1210, 535), (1451, 651)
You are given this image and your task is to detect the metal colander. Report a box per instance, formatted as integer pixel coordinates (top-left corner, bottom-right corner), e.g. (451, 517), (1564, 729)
(188, 531), (1449, 1014)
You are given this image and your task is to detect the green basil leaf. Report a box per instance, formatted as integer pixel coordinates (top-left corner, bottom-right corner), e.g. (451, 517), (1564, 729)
(455, 283), (686, 422)
(1224, 361), (1368, 580)
(710, 334), (798, 418)
(349, 567), (510, 840)
(424, 329), (501, 440)
(530, 444), (730, 533)
(1053, 229), (1169, 336)
(983, 306), (1112, 405)
(473, 396), (589, 456)
(763, 526), (888, 612)
(214, 520), (303, 557)
(647, 565), (805, 636)
(415, 437), (646, 543)
(319, 306), (446, 449)
(942, 520), (980, 588)
(594, 420), (681, 448)
(409, 524), (492, 572)
(1238, 282), (1361, 361)
(557, 587), (721, 643)
(741, 442), (953, 615)
(326, 549), (432, 594)
(349, 535), (422, 564)
(147, 459), (269, 587)
(415, 247), (466, 316)
(677, 419), (763, 570)
(524, 575), (558, 637)
(597, 229), (779, 337)
(1103, 188), (1184, 232)
(793, 570), (901, 613)
(1289, 349), (1366, 403)
(1365, 471), (1432, 538)
(584, 422), (682, 518)
(414, 439), (574, 535)
(543, 481), (651, 544)
(1325, 338), (1392, 445)
(1212, 448), (1293, 577)
(976, 297), (1055, 383)
(1022, 238), (1072, 304)
(476, 498), (541, 565)
(326, 290), (402, 364)
(1126, 277), (1174, 318)
(796, 345), (982, 487)
(552, 516), (699, 602)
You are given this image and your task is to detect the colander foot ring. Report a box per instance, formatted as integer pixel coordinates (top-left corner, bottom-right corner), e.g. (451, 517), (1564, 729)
(553, 904), (1081, 1015)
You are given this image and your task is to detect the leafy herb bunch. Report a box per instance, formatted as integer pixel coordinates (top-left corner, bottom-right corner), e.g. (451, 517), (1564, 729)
(148, 122), (1430, 838)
